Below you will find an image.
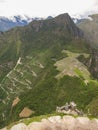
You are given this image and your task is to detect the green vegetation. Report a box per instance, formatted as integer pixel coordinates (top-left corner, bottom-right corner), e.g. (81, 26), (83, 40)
(77, 14), (98, 48)
(54, 50), (91, 82)
(0, 13), (98, 128)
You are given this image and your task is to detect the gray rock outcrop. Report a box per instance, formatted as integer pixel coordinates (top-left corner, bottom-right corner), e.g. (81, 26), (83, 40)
(10, 123), (27, 130)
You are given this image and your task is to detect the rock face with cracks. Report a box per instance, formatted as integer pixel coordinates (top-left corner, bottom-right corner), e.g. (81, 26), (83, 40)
(7, 115), (98, 130)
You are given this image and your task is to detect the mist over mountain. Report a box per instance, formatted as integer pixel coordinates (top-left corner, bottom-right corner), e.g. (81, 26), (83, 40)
(77, 14), (98, 47)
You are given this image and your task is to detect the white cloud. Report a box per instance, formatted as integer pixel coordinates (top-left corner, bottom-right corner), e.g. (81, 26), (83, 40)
(0, 0), (97, 17)
(81, 0), (98, 16)
(94, 0), (98, 4)
(0, 0), (5, 2)
(89, 0), (98, 11)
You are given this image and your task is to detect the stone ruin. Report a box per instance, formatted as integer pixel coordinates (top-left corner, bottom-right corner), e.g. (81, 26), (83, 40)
(56, 101), (83, 116)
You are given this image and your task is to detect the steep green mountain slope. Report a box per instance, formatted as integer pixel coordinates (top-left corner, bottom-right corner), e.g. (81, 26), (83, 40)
(77, 14), (98, 48)
(77, 14), (98, 78)
(0, 13), (98, 128)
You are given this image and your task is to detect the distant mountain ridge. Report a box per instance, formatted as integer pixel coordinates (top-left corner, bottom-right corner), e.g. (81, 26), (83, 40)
(0, 15), (43, 31)
(0, 13), (96, 32)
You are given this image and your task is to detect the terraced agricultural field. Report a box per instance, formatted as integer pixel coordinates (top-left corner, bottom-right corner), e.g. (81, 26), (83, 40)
(54, 50), (91, 83)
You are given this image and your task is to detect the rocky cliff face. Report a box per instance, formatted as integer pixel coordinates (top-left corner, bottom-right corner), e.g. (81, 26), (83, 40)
(89, 49), (98, 79)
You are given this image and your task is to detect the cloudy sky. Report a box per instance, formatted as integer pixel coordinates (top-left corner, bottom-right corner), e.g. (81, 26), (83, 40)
(0, 0), (98, 17)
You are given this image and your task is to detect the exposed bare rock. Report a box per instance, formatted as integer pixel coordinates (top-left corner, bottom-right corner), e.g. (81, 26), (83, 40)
(9, 115), (98, 130)
(90, 119), (98, 130)
(28, 122), (51, 130)
(48, 116), (61, 123)
(75, 117), (90, 130)
(1, 127), (7, 130)
(19, 107), (34, 118)
(39, 63), (44, 69)
(62, 116), (76, 130)
(10, 123), (27, 130)
(41, 118), (51, 125)
(12, 97), (20, 107)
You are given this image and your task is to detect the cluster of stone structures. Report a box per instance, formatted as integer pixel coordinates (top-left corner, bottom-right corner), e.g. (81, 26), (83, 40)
(56, 101), (83, 116)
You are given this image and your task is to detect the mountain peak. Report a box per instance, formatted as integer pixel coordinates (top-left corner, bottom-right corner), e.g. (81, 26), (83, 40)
(89, 14), (98, 22)
(55, 13), (70, 18)
(54, 13), (73, 24)
(28, 13), (83, 39)
(53, 13), (83, 38)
